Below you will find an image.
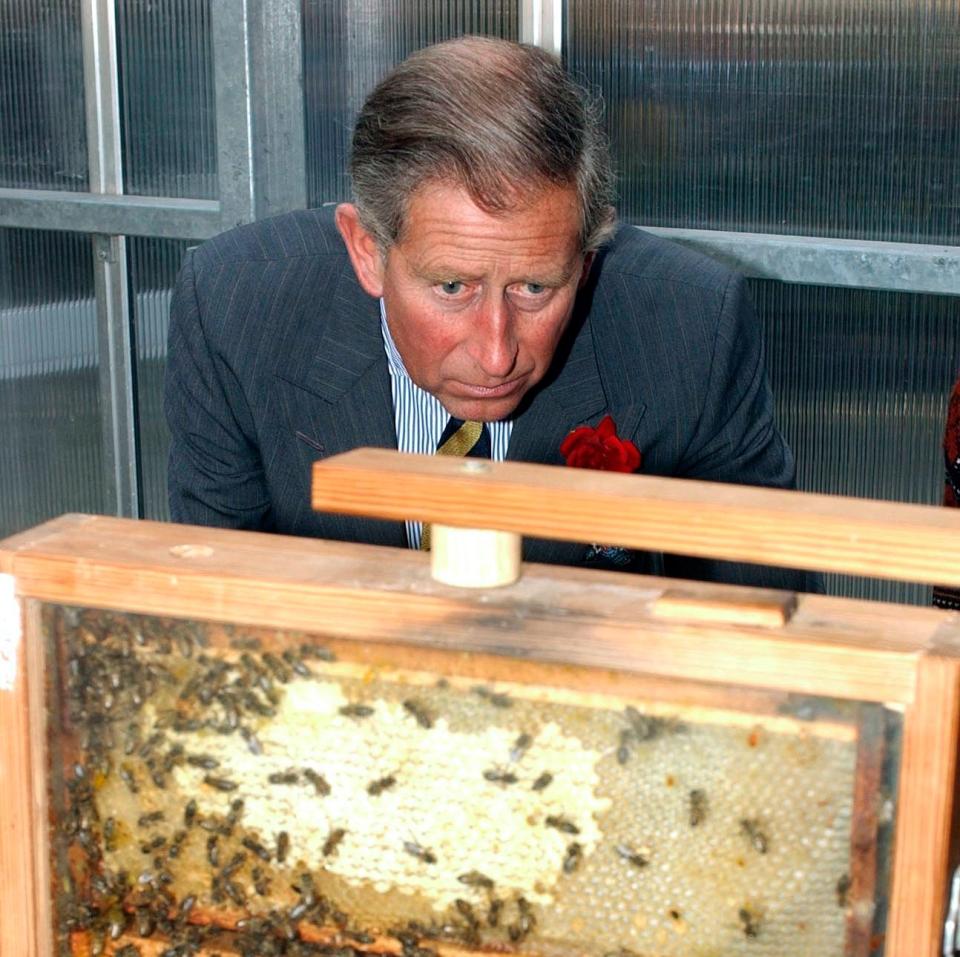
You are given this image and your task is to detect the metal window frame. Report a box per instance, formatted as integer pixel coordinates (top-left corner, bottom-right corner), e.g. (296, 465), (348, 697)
(81, 0), (139, 520)
(0, 0), (952, 286)
(517, 0), (959, 297)
(521, 0), (562, 56)
(0, 0), (306, 523)
(0, 0), (957, 527)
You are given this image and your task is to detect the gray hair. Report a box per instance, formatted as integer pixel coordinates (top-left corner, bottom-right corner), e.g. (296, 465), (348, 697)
(349, 36), (616, 254)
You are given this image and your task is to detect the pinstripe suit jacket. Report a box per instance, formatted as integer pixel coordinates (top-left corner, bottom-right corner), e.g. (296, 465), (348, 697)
(165, 206), (808, 589)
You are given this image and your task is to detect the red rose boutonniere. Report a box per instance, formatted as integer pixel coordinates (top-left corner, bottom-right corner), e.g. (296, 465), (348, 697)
(560, 416), (642, 566)
(560, 415), (642, 473)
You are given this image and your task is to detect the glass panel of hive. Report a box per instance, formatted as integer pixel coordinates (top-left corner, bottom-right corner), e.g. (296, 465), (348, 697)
(44, 603), (900, 956)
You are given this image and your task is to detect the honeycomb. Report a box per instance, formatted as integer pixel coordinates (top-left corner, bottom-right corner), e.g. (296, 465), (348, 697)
(48, 605), (877, 957)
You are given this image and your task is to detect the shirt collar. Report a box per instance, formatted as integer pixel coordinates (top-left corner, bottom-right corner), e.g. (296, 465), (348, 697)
(380, 298), (411, 380)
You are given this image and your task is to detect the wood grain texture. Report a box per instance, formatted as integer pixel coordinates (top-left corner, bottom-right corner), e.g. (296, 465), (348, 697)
(652, 587), (796, 627)
(0, 513), (96, 574)
(1, 515), (954, 705)
(0, 597), (49, 957)
(313, 448), (960, 586)
(886, 655), (960, 956)
(845, 706), (885, 956)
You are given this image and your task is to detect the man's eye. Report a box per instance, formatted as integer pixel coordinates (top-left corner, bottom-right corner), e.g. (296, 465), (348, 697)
(438, 281), (463, 296)
(524, 283), (547, 295)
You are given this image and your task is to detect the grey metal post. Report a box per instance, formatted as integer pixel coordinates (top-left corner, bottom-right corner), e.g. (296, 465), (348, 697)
(0, 190), (222, 240)
(345, 0), (390, 149)
(249, 0), (307, 217)
(212, 0), (307, 226)
(212, 0), (257, 229)
(81, 0), (140, 518)
(520, 0), (562, 56)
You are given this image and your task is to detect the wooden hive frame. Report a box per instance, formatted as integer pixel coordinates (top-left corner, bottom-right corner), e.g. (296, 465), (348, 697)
(1, 449), (959, 956)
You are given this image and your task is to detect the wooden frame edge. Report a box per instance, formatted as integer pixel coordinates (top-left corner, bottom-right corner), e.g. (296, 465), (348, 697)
(313, 449), (960, 586)
(0, 586), (51, 956)
(886, 654), (960, 955)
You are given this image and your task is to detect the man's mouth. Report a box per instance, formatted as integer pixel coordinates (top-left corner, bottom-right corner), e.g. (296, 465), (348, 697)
(453, 376), (527, 399)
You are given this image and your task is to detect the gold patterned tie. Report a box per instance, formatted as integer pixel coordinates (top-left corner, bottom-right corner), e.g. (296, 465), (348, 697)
(420, 419), (485, 551)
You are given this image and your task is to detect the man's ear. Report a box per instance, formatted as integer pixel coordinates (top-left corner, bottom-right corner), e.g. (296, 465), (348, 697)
(335, 203), (386, 298)
(578, 251), (596, 289)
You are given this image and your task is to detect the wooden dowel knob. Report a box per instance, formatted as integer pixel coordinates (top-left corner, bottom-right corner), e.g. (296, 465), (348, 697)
(430, 525), (522, 588)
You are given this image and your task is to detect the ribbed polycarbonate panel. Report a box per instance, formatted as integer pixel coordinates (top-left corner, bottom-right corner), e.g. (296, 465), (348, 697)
(0, 229), (103, 537)
(565, 0), (960, 243)
(129, 237), (193, 522)
(117, 0), (217, 198)
(754, 279), (960, 604)
(0, 0), (87, 190)
(304, 0), (521, 206)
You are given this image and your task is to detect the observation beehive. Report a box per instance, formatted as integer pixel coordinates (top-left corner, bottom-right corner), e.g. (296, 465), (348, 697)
(2, 450), (960, 957)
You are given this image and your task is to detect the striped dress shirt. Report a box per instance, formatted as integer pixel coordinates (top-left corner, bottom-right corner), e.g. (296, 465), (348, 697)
(380, 300), (513, 548)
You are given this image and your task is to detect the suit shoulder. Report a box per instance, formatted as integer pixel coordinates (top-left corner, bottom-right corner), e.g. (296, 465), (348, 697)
(599, 223), (738, 292)
(190, 207), (344, 271)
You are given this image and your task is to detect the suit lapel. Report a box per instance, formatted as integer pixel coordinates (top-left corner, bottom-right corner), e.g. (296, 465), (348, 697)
(275, 259), (405, 548)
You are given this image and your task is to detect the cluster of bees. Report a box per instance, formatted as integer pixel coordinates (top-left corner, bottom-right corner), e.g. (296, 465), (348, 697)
(53, 609), (575, 956)
(56, 607), (368, 956)
(50, 605), (851, 956)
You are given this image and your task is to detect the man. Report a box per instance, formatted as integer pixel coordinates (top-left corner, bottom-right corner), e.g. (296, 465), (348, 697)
(165, 36), (809, 590)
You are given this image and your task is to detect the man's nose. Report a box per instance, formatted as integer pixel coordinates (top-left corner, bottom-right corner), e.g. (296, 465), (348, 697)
(469, 295), (518, 379)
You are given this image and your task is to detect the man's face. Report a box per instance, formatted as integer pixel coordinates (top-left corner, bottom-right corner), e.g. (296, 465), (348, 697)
(337, 182), (592, 421)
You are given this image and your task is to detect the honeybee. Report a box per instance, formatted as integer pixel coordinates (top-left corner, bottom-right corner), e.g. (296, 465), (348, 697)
(277, 830), (290, 863)
(268, 770), (299, 785)
(454, 899), (479, 929)
(738, 905), (762, 938)
(562, 842), (583, 874)
(689, 789), (708, 826)
(403, 699), (434, 729)
(614, 843), (648, 869)
(282, 648), (311, 677)
(242, 835), (272, 861)
(203, 774), (238, 792)
(262, 652), (292, 683)
(545, 814), (579, 835)
(739, 818), (769, 854)
(225, 880), (247, 906)
(323, 827), (346, 856)
(457, 870), (494, 890)
(403, 840), (437, 864)
(367, 774), (397, 795)
(507, 897), (536, 941)
(836, 873), (851, 907)
(510, 733), (532, 762)
(303, 768), (331, 796)
(531, 772), (553, 791)
(138, 810), (165, 828)
(472, 686), (511, 708)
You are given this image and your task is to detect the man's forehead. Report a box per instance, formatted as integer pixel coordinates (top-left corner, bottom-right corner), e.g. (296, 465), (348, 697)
(393, 180), (583, 274)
